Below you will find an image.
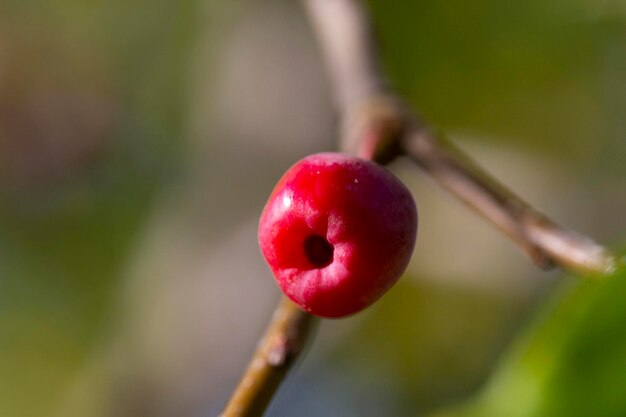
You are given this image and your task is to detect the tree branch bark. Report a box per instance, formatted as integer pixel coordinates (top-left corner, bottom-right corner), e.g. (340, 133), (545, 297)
(220, 298), (316, 417)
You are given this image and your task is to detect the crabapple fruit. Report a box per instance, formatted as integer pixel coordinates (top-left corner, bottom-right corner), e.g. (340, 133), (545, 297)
(258, 152), (417, 318)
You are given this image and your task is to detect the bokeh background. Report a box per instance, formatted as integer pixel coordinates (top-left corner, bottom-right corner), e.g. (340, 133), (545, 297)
(1, 1), (625, 416)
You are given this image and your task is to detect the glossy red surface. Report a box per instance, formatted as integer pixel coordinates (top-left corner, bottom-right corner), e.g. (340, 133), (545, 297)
(258, 153), (417, 318)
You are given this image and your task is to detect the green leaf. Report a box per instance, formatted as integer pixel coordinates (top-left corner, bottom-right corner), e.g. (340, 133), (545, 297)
(433, 254), (626, 417)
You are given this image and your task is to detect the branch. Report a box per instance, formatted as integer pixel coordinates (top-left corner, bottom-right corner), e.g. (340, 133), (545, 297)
(304, 0), (618, 276)
(220, 298), (316, 417)
(403, 127), (617, 275)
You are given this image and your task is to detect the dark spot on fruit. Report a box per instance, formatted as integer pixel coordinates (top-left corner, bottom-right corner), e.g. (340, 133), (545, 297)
(303, 234), (334, 268)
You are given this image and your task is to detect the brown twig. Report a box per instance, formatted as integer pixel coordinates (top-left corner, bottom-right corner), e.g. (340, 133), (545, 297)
(304, 0), (618, 275)
(403, 126), (617, 275)
(220, 298), (316, 417)
(222, 0), (619, 415)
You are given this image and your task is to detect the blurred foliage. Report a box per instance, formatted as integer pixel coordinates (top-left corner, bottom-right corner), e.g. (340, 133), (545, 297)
(368, 0), (626, 171)
(433, 253), (626, 417)
(0, 1), (200, 416)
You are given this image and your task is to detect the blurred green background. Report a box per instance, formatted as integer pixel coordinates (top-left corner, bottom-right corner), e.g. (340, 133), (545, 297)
(0, 1), (624, 416)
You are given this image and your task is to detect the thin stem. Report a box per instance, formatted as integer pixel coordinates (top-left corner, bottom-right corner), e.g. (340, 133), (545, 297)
(303, 0), (385, 113)
(403, 127), (617, 275)
(220, 298), (317, 417)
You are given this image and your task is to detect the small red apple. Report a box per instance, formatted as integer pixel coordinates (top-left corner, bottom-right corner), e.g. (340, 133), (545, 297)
(258, 152), (417, 318)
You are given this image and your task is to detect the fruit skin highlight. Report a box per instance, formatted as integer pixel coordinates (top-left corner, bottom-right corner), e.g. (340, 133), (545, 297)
(258, 152), (418, 318)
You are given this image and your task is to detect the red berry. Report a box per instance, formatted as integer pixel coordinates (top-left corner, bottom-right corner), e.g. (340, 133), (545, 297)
(258, 152), (418, 318)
